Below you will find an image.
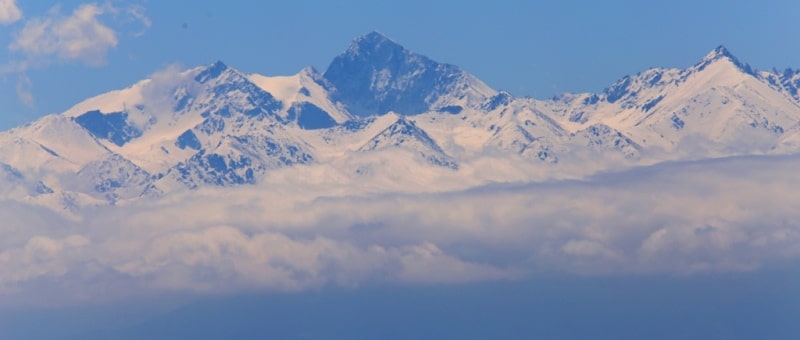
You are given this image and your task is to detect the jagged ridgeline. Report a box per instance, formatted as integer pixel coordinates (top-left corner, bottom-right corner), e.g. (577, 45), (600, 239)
(1, 32), (800, 210)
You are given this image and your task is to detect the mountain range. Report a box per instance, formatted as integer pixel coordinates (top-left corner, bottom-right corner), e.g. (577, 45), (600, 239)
(2, 31), (799, 214)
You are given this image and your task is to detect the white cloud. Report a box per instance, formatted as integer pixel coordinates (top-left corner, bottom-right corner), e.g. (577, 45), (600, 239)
(2, 2), (151, 106)
(0, 0), (22, 25)
(1, 154), (800, 305)
(9, 4), (118, 66)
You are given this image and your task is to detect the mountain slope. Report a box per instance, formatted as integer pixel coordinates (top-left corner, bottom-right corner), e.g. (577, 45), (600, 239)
(545, 46), (800, 158)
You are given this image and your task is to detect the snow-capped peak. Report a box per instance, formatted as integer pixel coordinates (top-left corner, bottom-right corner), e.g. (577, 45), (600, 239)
(693, 45), (755, 76)
(702, 45), (735, 62)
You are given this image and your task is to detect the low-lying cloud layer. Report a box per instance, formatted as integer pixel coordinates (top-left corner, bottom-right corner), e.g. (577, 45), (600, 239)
(2, 155), (800, 306)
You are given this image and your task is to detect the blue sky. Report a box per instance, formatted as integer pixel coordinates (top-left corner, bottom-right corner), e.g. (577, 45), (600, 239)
(0, 0), (798, 131)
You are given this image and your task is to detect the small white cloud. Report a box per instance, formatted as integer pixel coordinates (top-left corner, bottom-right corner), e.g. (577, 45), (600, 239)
(0, 0), (22, 25)
(9, 3), (118, 67)
(15, 74), (34, 107)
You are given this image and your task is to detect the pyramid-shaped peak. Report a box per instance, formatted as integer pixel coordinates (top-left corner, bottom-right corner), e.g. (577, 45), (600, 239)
(693, 45), (755, 75)
(703, 45), (736, 62)
(360, 115), (447, 154)
(346, 31), (404, 56)
(323, 32), (494, 118)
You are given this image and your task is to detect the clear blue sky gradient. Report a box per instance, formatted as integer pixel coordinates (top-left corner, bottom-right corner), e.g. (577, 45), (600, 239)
(0, 0), (798, 130)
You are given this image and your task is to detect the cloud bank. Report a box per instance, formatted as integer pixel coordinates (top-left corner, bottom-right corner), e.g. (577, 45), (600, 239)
(2, 155), (800, 306)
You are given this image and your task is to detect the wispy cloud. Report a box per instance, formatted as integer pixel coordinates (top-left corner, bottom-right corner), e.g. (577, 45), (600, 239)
(0, 0), (21, 25)
(118, 3), (151, 37)
(14, 74), (33, 107)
